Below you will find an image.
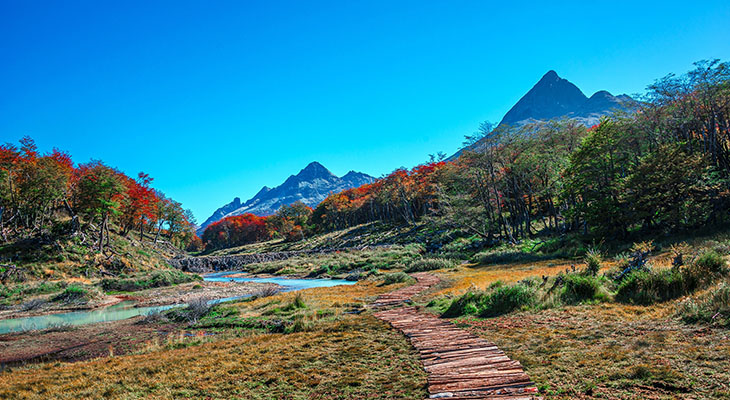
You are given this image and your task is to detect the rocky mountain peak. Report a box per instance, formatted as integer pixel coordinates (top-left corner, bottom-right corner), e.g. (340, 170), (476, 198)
(449, 70), (636, 159)
(296, 161), (337, 180)
(197, 162), (375, 235)
(500, 70), (588, 126)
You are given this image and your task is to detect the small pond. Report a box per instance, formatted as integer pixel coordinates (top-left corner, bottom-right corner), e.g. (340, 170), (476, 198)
(0, 274), (355, 334)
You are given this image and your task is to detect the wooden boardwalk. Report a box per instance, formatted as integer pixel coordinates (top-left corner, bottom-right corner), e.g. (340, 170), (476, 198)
(373, 274), (541, 400)
(371, 272), (441, 307)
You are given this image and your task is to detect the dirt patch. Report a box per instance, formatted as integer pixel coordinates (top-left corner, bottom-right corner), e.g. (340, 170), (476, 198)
(123, 280), (279, 306)
(0, 316), (183, 365)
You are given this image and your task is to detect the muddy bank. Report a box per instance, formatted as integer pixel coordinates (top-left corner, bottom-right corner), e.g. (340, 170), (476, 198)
(0, 280), (279, 366)
(0, 315), (185, 366)
(124, 280), (278, 307)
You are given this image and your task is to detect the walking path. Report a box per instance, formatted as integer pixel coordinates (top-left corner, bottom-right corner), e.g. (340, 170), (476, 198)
(373, 273), (541, 400)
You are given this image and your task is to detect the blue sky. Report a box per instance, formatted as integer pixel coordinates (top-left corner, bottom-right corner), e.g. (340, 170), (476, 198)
(2, 0), (729, 223)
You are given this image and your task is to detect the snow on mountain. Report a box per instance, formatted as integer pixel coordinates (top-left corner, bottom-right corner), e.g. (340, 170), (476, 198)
(197, 162), (374, 235)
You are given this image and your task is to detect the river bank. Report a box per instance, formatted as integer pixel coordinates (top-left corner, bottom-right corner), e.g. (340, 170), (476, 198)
(0, 279), (278, 322)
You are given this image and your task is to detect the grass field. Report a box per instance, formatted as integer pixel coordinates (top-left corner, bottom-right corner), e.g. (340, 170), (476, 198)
(2, 236), (729, 399)
(0, 315), (427, 400)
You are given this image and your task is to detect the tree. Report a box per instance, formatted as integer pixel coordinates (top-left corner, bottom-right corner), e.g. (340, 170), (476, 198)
(72, 162), (126, 251)
(267, 201), (313, 241)
(623, 143), (722, 230)
(562, 120), (640, 237)
(120, 172), (157, 237)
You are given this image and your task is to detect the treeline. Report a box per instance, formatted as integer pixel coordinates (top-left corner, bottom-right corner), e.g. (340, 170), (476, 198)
(201, 59), (730, 250)
(0, 138), (200, 251)
(200, 164), (445, 249)
(313, 60), (730, 242)
(202, 202), (312, 249)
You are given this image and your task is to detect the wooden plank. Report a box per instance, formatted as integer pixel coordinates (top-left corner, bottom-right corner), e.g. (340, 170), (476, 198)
(372, 273), (542, 400)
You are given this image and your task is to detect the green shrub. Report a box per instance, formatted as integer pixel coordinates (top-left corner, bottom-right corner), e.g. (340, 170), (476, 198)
(52, 284), (97, 303)
(442, 290), (488, 318)
(584, 248), (602, 276)
(694, 250), (726, 275)
(406, 257), (456, 272)
(281, 293), (307, 312)
(616, 269), (685, 305)
(443, 282), (537, 318)
(381, 272), (414, 285)
(561, 274), (603, 304)
(488, 280), (505, 290)
(677, 283), (730, 328)
(403, 243), (426, 255)
(479, 285), (536, 317)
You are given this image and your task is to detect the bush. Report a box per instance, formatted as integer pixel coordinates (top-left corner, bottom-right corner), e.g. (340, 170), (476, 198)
(281, 293), (306, 312)
(584, 248), (602, 276)
(406, 257), (456, 272)
(52, 284), (95, 303)
(677, 283), (730, 328)
(479, 285), (536, 317)
(381, 272), (414, 285)
(694, 250), (726, 275)
(561, 274), (603, 304)
(616, 269), (685, 305)
(681, 250), (727, 292)
(442, 283), (536, 318)
(253, 286), (279, 298)
(442, 290), (487, 318)
(167, 297), (212, 323)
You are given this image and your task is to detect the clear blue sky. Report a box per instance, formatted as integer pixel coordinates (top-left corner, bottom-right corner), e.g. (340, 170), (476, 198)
(2, 0), (729, 223)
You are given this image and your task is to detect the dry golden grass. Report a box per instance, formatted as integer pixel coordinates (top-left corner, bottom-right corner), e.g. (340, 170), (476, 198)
(425, 249), (730, 399)
(458, 302), (730, 399)
(435, 259), (577, 296)
(0, 315), (427, 400)
(237, 279), (405, 317)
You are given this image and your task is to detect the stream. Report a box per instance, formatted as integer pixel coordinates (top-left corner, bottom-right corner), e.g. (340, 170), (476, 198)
(0, 274), (356, 334)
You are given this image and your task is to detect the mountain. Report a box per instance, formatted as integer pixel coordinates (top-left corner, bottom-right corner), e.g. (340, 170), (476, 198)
(499, 70), (634, 128)
(452, 70), (635, 157)
(197, 162), (375, 235)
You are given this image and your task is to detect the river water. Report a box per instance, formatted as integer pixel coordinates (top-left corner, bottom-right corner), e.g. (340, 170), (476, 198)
(0, 274), (356, 334)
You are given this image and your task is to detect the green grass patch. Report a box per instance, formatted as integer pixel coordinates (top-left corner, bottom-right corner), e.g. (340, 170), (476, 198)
(100, 269), (200, 292)
(405, 257), (456, 272)
(442, 283), (536, 318)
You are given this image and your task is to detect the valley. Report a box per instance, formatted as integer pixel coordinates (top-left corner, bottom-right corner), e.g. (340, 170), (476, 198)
(1, 44), (729, 399)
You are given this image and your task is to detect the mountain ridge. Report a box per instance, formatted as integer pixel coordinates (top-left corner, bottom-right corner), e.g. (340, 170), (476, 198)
(499, 70), (634, 128)
(451, 70), (635, 158)
(197, 162), (374, 235)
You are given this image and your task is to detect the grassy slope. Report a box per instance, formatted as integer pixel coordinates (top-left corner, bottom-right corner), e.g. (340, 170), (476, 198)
(0, 229), (184, 281)
(0, 229), (195, 308)
(203, 222), (431, 256)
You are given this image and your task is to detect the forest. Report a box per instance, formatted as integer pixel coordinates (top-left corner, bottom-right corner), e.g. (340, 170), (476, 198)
(4, 60), (728, 254)
(200, 60), (730, 250)
(0, 140), (200, 253)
